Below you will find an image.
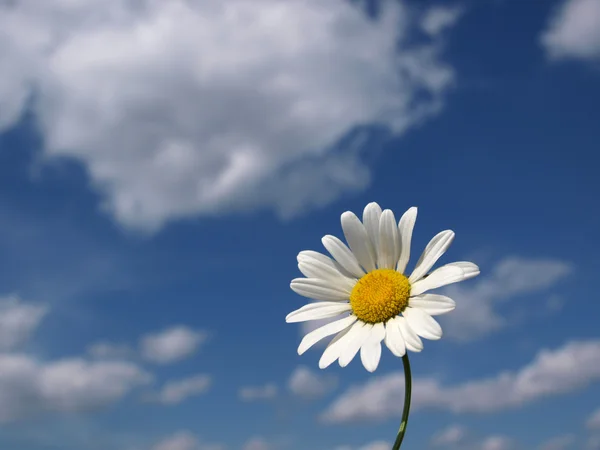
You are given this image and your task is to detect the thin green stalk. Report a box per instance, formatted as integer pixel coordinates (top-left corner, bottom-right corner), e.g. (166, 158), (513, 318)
(391, 354), (412, 450)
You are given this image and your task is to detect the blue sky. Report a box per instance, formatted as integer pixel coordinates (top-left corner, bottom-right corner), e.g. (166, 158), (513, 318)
(0, 0), (599, 449)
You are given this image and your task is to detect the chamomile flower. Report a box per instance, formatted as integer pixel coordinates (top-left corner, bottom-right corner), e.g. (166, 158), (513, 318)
(286, 203), (479, 372)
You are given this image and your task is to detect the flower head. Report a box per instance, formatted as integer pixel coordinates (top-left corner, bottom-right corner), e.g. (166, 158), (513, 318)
(286, 203), (479, 372)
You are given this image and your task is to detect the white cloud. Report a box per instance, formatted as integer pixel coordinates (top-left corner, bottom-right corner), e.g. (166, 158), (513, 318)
(538, 434), (576, 450)
(421, 5), (464, 37)
(152, 431), (224, 450)
(153, 432), (199, 450)
(0, 0), (457, 232)
(140, 326), (207, 364)
(431, 425), (468, 446)
(357, 442), (390, 450)
(334, 442), (389, 450)
(540, 0), (600, 61)
(238, 383), (278, 401)
(480, 436), (514, 450)
(440, 257), (572, 341)
(147, 374), (211, 405)
(321, 339), (600, 422)
(587, 434), (600, 450)
(0, 295), (47, 351)
(430, 426), (516, 450)
(87, 341), (134, 359)
(242, 436), (291, 450)
(587, 408), (600, 430)
(243, 437), (271, 450)
(287, 365), (337, 399)
(0, 353), (151, 423)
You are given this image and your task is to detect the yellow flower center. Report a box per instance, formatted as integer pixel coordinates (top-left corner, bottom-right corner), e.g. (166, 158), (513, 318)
(349, 269), (411, 324)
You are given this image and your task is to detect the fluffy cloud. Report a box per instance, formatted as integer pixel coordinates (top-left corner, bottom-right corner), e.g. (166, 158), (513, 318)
(538, 435), (576, 450)
(440, 257), (572, 341)
(431, 425), (468, 446)
(243, 437), (272, 450)
(356, 442), (389, 450)
(140, 326), (207, 364)
(238, 383), (278, 402)
(0, 0), (457, 232)
(0, 353), (151, 423)
(480, 436), (515, 450)
(152, 431), (224, 450)
(287, 365), (338, 399)
(540, 0), (600, 61)
(587, 408), (600, 430)
(335, 442), (389, 450)
(587, 434), (600, 450)
(0, 295), (47, 351)
(87, 341), (134, 359)
(321, 339), (600, 422)
(430, 426), (517, 450)
(421, 5), (464, 37)
(146, 374), (211, 405)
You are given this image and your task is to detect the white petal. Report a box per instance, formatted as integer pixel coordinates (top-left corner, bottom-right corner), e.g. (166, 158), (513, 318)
(448, 261), (480, 280)
(360, 322), (385, 372)
(298, 261), (356, 292)
(397, 207), (417, 274)
(384, 317), (406, 357)
(341, 211), (377, 272)
(297, 250), (357, 280)
(397, 316), (423, 352)
(298, 315), (357, 355)
(286, 302), (352, 323)
(410, 261), (479, 296)
(378, 209), (400, 270)
(409, 230), (455, 283)
(319, 326), (354, 369)
(322, 235), (366, 279)
(363, 202), (382, 260)
(408, 294), (455, 316)
(297, 250), (332, 265)
(339, 322), (373, 367)
(403, 307), (442, 340)
(291, 278), (351, 301)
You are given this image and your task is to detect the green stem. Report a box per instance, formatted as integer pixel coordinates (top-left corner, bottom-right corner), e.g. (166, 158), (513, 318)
(391, 354), (412, 450)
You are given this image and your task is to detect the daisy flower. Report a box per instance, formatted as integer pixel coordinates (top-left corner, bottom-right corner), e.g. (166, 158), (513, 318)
(286, 203), (479, 372)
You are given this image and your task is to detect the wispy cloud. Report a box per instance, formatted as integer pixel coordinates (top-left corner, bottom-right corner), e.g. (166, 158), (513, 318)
(0, 294), (47, 351)
(538, 434), (576, 450)
(287, 365), (338, 399)
(334, 441), (390, 450)
(238, 383), (278, 402)
(430, 425), (519, 450)
(322, 339), (600, 422)
(479, 435), (516, 450)
(431, 425), (469, 446)
(86, 342), (134, 360)
(145, 374), (212, 405)
(540, 0), (600, 62)
(242, 437), (272, 450)
(140, 326), (208, 364)
(440, 257), (573, 341)
(152, 431), (225, 450)
(421, 5), (464, 37)
(587, 407), (600, 430)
